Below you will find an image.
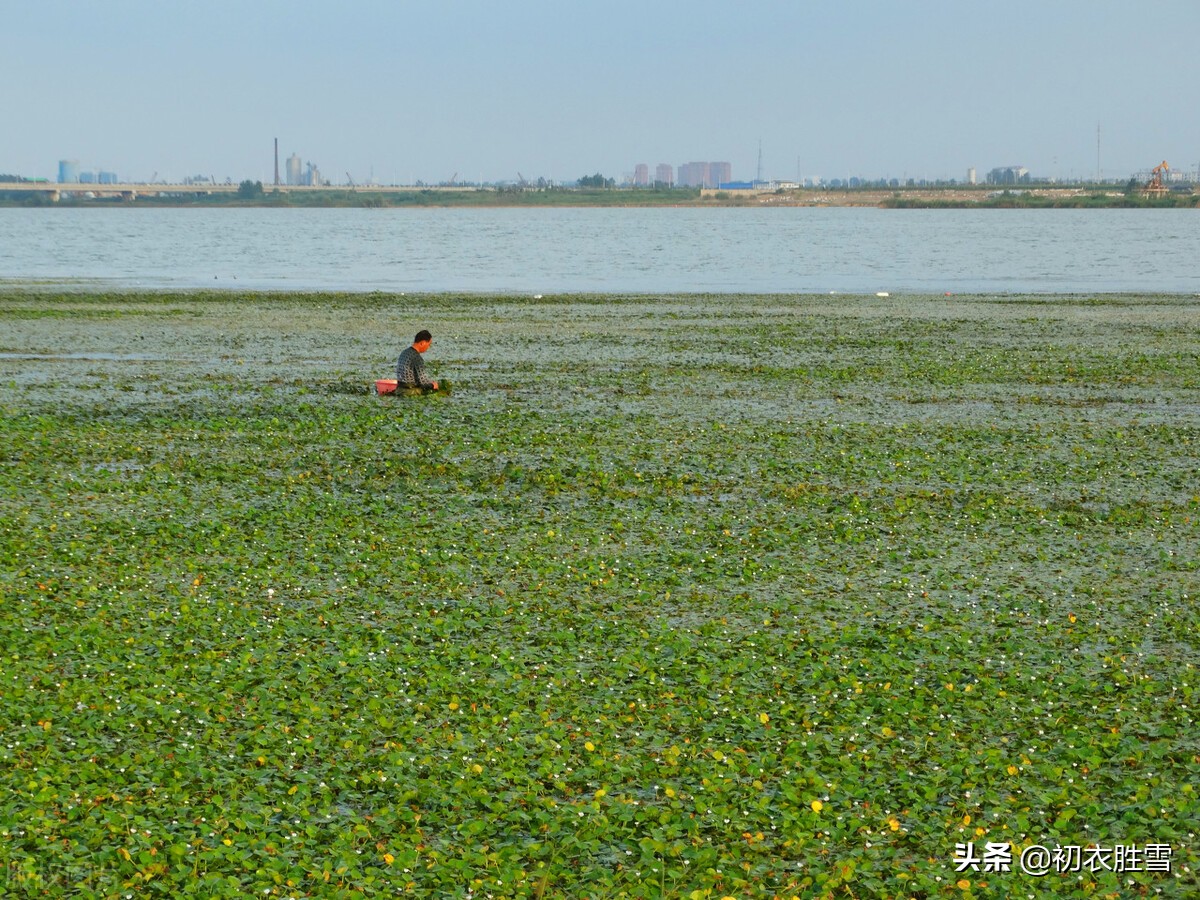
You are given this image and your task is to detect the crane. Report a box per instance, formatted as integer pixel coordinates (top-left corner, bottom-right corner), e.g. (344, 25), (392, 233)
(346, 172), (356, 188)
(1143, 160), (1169, 196)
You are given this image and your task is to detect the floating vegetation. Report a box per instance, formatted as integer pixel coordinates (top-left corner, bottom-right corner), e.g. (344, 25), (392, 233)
(1, 290), (1197, 897)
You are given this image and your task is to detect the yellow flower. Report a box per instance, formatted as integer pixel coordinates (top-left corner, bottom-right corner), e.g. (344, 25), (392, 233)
(811, 799), (824, 813)
(584, 741), (595, 752)
(383, 852), (395, 865)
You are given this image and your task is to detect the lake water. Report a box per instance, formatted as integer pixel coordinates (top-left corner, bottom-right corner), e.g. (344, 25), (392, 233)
(2, 206), (1197, 294)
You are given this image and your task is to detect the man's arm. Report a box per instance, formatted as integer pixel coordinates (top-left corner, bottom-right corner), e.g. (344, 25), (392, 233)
(413, 354), (436, 389)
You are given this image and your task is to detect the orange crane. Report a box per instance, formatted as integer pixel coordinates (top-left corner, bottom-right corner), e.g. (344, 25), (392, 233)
(1144, 160), (1169, 196)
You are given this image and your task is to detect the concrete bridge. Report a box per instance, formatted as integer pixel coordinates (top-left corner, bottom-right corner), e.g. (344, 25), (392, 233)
(0, 181), (481, 201)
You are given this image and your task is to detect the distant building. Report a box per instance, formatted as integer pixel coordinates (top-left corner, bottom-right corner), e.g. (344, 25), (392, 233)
(79, 171), (96, 184)
(98, 171), (119, 185)
(678, 161), (732, 188)
(987, 166), (1030, 185)
(304, 162), (322, 186)
(58, 160), (80, 183)
(967, 167), (977, 185)
(655, 163), (674, 187)
(286, 153), (303, 185)
(633, 163), (649, 187)
(678, 162), (710, 187)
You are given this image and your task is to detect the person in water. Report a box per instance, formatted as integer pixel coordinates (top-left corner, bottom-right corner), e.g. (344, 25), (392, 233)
(395, 329), (439, 391)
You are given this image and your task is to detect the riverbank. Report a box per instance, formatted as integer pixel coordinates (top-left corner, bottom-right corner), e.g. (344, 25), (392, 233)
(2, 290), (1197, 896)
(3, 184), (1197, 209)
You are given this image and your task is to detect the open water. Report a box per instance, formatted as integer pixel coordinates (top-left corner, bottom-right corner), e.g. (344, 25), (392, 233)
(2, 206), (1197, 294)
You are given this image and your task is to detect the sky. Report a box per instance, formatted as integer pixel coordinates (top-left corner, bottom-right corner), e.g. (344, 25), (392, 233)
(5, 0), (1199, 186)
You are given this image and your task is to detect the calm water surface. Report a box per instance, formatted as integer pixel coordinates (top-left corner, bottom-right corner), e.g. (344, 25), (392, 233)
(2, 207), (1197, 293)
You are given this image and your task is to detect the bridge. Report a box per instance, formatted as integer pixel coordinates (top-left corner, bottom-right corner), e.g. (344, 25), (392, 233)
(0, 182), (482, 201)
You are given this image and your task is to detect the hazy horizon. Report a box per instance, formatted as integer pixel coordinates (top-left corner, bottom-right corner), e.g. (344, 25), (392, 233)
(6, 0), (1199, 186)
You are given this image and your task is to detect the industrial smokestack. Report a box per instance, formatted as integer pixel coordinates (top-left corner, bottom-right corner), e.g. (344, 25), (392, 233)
(274, 138), (280, 186)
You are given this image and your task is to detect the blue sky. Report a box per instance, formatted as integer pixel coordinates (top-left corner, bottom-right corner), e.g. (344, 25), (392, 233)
(6, 0), (1199, 185)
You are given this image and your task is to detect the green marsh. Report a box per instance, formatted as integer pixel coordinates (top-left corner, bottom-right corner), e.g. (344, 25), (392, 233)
(1, 290), (1197, 898)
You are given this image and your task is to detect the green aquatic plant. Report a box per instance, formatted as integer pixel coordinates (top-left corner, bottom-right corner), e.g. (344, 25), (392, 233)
(0, 290), (1197, 897)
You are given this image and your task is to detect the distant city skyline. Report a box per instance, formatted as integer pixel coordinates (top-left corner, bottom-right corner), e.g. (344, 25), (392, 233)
(34, 150), (1194, 190)
(6, 1), (1199, 186)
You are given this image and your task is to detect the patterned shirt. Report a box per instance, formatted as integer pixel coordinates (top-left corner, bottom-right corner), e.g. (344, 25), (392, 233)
(396, 345), (433, 388)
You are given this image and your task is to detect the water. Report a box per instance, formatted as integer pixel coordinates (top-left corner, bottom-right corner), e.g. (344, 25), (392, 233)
(2, 206), (1197, 294)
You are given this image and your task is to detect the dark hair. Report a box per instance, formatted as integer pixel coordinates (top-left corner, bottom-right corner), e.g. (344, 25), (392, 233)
(414, 329), (432, 343)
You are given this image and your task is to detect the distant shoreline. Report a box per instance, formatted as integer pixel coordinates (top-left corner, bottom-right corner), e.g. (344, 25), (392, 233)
(1, 184), (1197, 209)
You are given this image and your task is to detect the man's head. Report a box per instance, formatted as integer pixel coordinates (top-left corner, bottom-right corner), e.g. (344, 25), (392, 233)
(413, 329), (432, 353)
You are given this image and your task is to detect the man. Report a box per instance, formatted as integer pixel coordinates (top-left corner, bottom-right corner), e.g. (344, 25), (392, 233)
(396, 329), (439, 391)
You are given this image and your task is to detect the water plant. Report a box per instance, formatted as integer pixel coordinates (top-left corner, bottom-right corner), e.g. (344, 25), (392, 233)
(1, 290), (1196, 897)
